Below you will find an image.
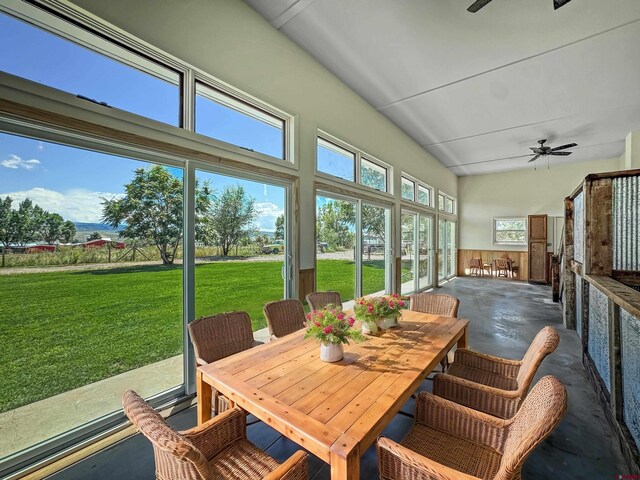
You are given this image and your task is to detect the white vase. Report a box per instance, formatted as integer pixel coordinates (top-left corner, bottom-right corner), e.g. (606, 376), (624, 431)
(362, 320), (379, 335)
(379, 316), (399, 329)
(320, 342), (344, 362)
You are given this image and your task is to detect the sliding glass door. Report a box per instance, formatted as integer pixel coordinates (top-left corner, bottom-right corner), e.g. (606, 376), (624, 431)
(402, 210), (435, 294)
(194, 168), (291, 332)
(438, 218), (457, 281)
(316, 194), (391, 301)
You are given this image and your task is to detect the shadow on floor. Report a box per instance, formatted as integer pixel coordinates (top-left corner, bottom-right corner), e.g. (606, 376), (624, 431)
(49, 277), (627, 480)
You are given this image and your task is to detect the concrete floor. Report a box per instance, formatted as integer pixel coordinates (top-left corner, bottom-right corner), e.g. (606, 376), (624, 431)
(49, 277), (628, 479)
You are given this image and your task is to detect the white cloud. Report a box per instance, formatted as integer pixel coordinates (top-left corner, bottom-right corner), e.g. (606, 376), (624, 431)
(254, 202), (283, 232)
(1, 155), (41, 170)
(1, 187), (123, 223)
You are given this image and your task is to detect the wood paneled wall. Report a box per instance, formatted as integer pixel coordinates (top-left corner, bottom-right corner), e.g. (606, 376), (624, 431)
(298, 268), (315, 302)
(458, 249), (529, 280)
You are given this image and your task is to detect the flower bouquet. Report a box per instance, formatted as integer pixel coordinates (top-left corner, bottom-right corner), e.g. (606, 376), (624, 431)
(305, 305), (364, 362)
(353, 294), (407, 334)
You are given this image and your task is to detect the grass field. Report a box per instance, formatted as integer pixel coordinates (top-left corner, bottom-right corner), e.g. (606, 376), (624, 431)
(0, 259), (384, 412)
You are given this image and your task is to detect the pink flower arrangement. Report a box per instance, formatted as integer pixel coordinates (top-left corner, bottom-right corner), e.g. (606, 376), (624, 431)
(353, 293), (407, 325)
(305, 305), (364, 345)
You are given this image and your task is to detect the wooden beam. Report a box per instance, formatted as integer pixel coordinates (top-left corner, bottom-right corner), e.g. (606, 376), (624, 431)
(563, 197), (576, 329)
(585, 178), (613, 276)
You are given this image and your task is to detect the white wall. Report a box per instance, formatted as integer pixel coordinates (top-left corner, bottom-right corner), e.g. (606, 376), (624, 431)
(69, 0), (457, 270)
(458, 157), (620, 251)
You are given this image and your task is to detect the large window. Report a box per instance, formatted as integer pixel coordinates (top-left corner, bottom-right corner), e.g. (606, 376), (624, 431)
(438, 219), (457, 281)
(401, 177), (415, 201)
(418, 185), (431, 207)
(316, 134), (390, 193)
(194, 170), (290, 330)
(362, 204), (391, 296)
(316, 195), (356, 300)
(0, 11), (180, 126)
(401, 211), (434, 294)
(317, 137), (355, 182)
(361, 158), (387, 192)
(195, 83), (285, 160)
(316, 194), (391, 301)
(494, 218), (527, 245)
(0, 131), (184, 466)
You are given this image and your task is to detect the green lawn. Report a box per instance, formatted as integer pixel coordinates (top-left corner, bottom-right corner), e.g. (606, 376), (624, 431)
(0, 259), (384, 412)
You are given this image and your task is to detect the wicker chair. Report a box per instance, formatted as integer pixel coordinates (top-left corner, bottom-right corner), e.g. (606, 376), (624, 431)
(409, 293), (460, 318)
(188, 312), (262, 415)
(377, 375), (567, 480)
(494, 258), (510, 278)
(122, 390), (308, 480)
(469, 258), (483, 276)
(305, 291), (342, 311)
(264, 299), (306, 340)
(432, 326), (560, 419)
(409, 293), (460, 372)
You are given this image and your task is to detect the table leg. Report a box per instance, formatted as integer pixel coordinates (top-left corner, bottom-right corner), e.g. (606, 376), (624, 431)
(330, 437), (360, 480)
(457, 325), (468, 349)
(196, 369), (212, 425)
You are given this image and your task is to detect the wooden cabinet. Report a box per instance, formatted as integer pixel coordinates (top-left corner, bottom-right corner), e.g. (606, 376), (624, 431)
(528, 214), (548, 284)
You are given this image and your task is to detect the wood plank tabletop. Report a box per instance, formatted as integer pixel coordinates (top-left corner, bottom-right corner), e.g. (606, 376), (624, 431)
(198, 310), (468, 479)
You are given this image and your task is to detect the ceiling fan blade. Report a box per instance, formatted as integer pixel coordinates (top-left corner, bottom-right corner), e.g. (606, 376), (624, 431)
(554, 0), (572, 10)
(467, 0), (493, 13)
(528, 155), (541, 163)
(549, 151), (572, 156)
(551, 143), (577, 151)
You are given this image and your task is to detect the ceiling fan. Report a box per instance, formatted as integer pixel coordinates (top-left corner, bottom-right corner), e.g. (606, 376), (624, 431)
(527, 139), (578, 163)
(468, 0), (572, 13)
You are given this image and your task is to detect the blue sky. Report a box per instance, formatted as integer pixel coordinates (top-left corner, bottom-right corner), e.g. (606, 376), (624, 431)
(0, 132), (285, 231)
(0, 12), (285, 231)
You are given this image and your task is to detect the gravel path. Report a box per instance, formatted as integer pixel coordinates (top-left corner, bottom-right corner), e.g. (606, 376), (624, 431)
(0, 250), (373, 275)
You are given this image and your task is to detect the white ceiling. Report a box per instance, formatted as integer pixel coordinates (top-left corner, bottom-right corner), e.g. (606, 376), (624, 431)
(245, 0), (640, 175)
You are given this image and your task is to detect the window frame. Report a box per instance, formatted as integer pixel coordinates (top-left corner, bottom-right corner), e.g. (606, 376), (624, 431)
(0, 0), (297, 169)
(437, 191), (456, 216)
(400, 173), (434, 209)
(194, 80), (287, 161)
(315, 130), (393, 196)
(493, 217), (528, 246)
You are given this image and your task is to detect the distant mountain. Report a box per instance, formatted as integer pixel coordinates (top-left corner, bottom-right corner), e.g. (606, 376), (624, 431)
(73, 222), (118, 232)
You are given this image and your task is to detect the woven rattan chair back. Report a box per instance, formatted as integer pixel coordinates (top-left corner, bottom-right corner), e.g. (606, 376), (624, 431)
(122, 390), (212, 480)
(264, 299), (306, 339)
(188, 311), (255, 364)
(305, 291), (342, 311)
(498, 376), (567, 479)
(495, 258), (510, 277)
(409, 293), (460, 318)
(469, 258), (482, 276)
(516, 326), (560, 388)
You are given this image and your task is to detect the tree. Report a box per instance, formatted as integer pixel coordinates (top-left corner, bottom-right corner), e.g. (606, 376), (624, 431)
(102, 165), (212, 265)
(13, 199), (44, 246)
(60, 220), (77, 243)
(41, 213), (64, 244)
(274, 214), (284, 241)
(208, 185), (256, 257)
(0, 196), (16, 267)
(316, 200), (355, 250)
(87, 231), (103, 241)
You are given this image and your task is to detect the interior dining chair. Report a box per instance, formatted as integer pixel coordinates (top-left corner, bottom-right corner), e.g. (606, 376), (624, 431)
(378, 375), (567, 480)
(188, 311), (262, 415)
(122, 390), (308, 480)
(409, 292), (460, 372)
(468, 258), (482, 276)
(263, 298), (306, 341)
(432, 326), (560, 418)
(495, 258), (510, 278)
(305, 291), (342, 311)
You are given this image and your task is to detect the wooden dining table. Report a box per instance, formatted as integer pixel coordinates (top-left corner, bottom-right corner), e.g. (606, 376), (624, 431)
(196, 310), (469, 480)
